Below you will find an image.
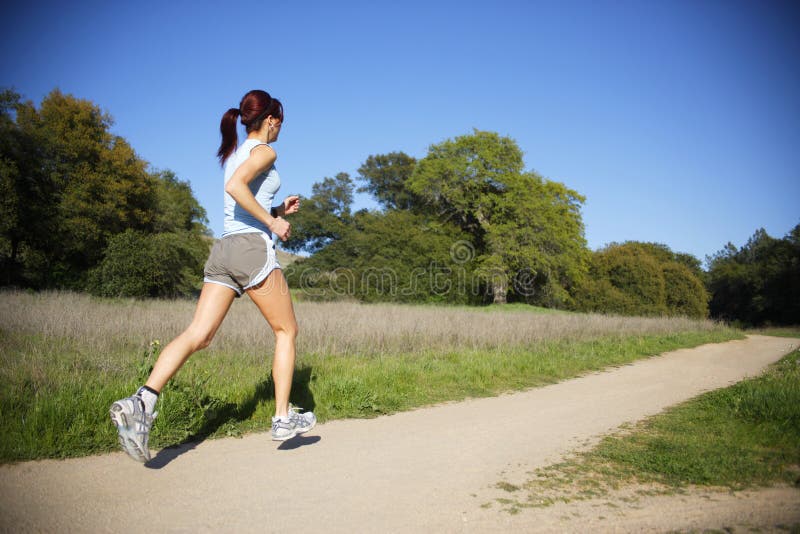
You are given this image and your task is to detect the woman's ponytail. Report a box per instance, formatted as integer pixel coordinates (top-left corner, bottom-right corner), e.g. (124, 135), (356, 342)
(217, 90), (283, 165)
(217, 107), (241, 165)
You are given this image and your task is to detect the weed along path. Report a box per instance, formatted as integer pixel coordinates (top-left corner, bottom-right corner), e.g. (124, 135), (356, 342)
(1, 335), (798, 533)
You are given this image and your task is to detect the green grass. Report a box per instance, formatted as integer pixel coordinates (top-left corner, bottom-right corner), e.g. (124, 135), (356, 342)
(500, 347), (800, 511)
(0, 326), (741, 463)
(747, 326), (800, 339)
(0, 289), (743, 463)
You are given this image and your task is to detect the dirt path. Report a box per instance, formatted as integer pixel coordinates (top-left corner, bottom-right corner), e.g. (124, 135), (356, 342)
(1, 335), (798, 533)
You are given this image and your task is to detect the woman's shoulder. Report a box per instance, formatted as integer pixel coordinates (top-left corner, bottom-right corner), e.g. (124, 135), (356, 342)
(240, 137), (272, 148)
(240, 141), (276, 173)
(241, 138), (275, 156)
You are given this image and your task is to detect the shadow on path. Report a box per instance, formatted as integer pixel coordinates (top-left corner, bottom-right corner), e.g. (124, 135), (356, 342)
(278, 435), (322, 451)
(146, 367), (317, 469)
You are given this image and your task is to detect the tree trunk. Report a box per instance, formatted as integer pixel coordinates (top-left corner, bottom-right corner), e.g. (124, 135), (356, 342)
(3, 237), (20, 285)
(492, 276), (508, 304)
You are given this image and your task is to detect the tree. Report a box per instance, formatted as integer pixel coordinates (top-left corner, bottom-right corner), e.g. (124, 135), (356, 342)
(356, 152), (419, 211)
(707, 225), (800, 325)
(0, 89), (56, 285)
(2, 89), (159, 287)
(1, 88), (210, 296)
(407, 130), (588, 306)
(283, 172), (355, 254)
(152, 170), (210, 235)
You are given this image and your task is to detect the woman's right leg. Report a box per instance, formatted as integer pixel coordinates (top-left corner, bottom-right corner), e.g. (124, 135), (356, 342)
(111, 282), (236, 463)
(145, 282), (236, 392)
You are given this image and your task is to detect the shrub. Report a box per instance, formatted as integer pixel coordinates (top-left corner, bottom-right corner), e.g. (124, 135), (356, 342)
(574, 242), (708, 318)
(286, 210), (482, 304)
(574, 246), (665, 316)
(88, 229), (207, 298)
(663, 262), (708, 318)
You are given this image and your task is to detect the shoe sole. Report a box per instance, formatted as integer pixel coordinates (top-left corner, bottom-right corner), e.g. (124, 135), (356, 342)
(271, 419), (316, 442)
(109, 404), (151, 463)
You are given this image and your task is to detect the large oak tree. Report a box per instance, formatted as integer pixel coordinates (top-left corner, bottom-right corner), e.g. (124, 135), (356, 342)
(407, 130), (588, 305)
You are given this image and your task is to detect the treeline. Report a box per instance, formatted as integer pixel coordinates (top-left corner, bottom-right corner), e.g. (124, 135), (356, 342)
(283, 131), (797, 325)
(282, 133), (589, 308)
(0, 89), (210, 297)
(2, 89), (795, 326)
(281, 131), (710, 319)
(706, 226), (799, 326)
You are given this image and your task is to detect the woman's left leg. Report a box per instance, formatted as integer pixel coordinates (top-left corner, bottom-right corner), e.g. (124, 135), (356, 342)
(246, 268), (298, 418)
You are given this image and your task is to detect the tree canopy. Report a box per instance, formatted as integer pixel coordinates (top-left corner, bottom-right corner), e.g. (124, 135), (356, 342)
(407, 130), (588, 305)
(0, 89), (209, 296)
(286, 130), (589, 306)
(356, 152), (419, 211)
(706, 225), (800, 326)
(282, 172), (355, 255)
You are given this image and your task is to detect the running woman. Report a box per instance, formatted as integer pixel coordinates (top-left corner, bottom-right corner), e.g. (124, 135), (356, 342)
(110, 89), (315, 463)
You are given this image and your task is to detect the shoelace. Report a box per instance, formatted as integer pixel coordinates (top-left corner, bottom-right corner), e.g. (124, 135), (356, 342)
(131, 397), (157, 435)
(273, 405), (307, 422)
(287, 405), (310, 423)
(271, 406), (309, 431)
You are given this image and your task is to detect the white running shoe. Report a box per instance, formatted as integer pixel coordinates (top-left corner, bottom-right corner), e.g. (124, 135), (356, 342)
(109, 395), (157, 462)
(271, 405), (316, 441)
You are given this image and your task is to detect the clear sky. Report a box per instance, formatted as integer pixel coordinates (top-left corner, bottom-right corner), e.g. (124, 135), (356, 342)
(2, 0), (798, 264)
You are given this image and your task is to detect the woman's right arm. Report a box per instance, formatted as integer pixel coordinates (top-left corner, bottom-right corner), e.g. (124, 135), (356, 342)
(224, 145), (291, 241)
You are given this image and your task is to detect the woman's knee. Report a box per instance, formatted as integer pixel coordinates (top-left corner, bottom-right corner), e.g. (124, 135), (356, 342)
(274, 320), (299, 341)
(184, 326), (216, 351)
(194, 336), (214, 351)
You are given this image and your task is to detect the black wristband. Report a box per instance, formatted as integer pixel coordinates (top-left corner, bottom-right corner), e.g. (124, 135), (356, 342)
(270, 207), (278, 218)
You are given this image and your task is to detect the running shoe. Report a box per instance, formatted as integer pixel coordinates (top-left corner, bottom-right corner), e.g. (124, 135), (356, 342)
(271, 405), (316, 441)
(109, 395), (157, 462)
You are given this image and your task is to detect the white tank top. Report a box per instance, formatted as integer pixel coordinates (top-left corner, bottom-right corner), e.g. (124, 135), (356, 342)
(222, 138), (281, 237)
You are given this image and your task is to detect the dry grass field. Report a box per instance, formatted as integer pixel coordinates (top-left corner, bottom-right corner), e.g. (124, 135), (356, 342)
(1, 289), (725, 357)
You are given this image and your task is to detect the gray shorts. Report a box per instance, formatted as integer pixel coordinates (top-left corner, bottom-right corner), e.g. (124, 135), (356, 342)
(203, 232), (281, 296)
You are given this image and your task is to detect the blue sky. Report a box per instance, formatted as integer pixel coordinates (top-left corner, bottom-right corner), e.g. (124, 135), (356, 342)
(2, 0), (798, 263)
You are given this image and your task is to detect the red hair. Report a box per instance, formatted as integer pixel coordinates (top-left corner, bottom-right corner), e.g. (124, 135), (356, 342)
(217, 90), (284, 165)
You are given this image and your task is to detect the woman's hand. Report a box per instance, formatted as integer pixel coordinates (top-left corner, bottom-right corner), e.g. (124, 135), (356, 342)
(282, 195), (301, 215)
(270, 216), (292, 241)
